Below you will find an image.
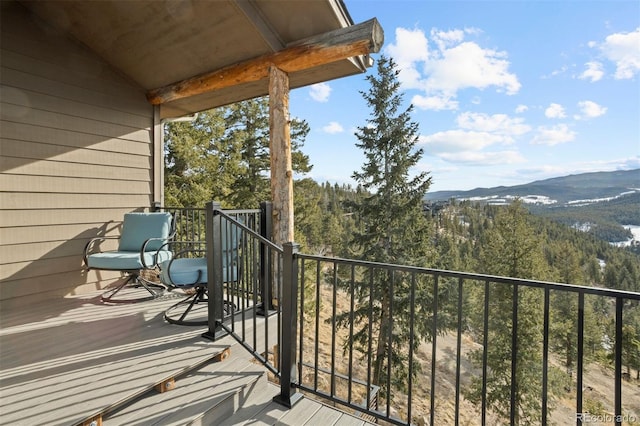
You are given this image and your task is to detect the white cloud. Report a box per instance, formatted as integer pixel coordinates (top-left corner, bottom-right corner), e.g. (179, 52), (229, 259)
(515, 104), (528, 113)
(600, 27), (640, 79)
(543, 65), (569, 79)
(419, 112), (531, 166)
(518, 156), (640, 180)
(430, 28), (466, 51)
(575, 100), (607, 120)
(309, 83), (331, 102)
(618, 155), (640, 170)
(457, 112), (531, 137)
(579, 61), (604, 82)
(424, 41), (521, 96)
(420, 130), (506, 154)
(322, 121), (344, 134)
(531, 124), (576, 146)
(587, 28), (640, 80)
(385, 27), (430, 89)
(438, 150), (524, 165)
(385, 26), (520, 111)
(411, 94), (458, 111)
(545, 103), (566, 119)
(420, 127), (526, 165)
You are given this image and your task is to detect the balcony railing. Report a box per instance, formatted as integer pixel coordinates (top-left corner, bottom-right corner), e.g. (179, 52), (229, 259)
(190, 202), (640, 426)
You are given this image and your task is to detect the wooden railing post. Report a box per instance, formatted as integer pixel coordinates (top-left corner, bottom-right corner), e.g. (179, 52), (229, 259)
(202, 201), (226, 341)
(273, 241), (302, 408)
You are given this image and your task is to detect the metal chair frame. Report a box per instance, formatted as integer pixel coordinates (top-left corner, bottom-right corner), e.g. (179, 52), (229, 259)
(83, 212), (176, 303)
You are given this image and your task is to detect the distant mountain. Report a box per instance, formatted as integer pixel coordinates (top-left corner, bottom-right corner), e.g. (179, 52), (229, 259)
(425, 169), (640, 206)
(425, 169), (640, 246)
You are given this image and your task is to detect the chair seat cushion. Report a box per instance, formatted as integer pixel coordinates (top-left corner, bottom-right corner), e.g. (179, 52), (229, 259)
(87, 250), (172, 271)
(159, 258), (208, 287)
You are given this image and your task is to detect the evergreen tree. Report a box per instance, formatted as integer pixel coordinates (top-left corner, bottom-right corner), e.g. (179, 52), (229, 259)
(336, 55), (443, 400)
(467, 201), (549, 424)
(348, 55), (433, 266)
(293, 178), (325, 251)
(164, 97), (311, 209)
(164, 110), (240, 207)
(223, 99), (271, 208)
(224, 97), (311, 208)
(622, 307), (640, 379)
(547, 241), (601, 372)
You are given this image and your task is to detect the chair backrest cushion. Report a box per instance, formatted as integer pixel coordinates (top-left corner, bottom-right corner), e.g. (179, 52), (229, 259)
(118, 212), (173, 252)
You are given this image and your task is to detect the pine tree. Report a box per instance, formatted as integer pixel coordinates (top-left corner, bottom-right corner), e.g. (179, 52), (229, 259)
(337, 55), (443, 400)
(164, 98), (311, 209)
(622, 307), (640, 379)
(223, 99), (271, 208)
(224, 97), (311, 208)
(467, 201), (549, 424)
(348, 55), (433, 266)
(293, 178), (325, 251)
(164, 110), (240, 207)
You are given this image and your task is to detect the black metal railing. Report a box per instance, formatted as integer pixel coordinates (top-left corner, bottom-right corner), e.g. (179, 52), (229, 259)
(159, 205), (262, 245)
(193, 202), (640, 425)
(200, 202), (286, 385)
(289, 254), (640, 426)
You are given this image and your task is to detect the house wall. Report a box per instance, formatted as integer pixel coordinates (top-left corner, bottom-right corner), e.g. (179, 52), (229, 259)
(0, 2), (157, 307)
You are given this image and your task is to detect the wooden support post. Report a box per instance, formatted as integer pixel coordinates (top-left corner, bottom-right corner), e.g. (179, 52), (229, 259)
(269, 66), (293, 246)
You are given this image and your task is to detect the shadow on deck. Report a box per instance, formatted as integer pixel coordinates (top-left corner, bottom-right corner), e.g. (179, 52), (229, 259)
(0, 290), (373, 426)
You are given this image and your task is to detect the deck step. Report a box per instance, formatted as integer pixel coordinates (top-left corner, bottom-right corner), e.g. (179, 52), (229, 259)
(103, 344), (266, 426)
(221, 381), (376, 426)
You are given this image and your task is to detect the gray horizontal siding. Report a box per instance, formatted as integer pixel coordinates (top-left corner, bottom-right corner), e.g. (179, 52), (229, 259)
(1, 1), (157, 304)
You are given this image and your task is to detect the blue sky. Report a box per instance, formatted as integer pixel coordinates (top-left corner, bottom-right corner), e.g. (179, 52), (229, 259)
(289, 0), (640, 192)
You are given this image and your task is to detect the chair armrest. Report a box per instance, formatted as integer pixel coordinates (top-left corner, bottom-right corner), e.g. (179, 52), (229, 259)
(83, 236), (119, 266)
(157, 241), (206, 263)
(140, 236), (172, 269)
(163, 244), (208, 287)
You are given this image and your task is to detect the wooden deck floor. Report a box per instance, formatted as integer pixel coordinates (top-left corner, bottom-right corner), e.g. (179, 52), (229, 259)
(0, 288), (375, 426)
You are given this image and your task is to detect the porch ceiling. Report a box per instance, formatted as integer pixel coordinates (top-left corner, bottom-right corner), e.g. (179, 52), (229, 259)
(19, 0), (372, 119)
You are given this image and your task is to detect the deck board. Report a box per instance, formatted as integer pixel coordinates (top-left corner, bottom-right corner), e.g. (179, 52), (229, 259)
(0, 290), (230, 426)
(217, 383), (376, 426)
(0, 290), (375, 426)
(106, 355), (265, 425)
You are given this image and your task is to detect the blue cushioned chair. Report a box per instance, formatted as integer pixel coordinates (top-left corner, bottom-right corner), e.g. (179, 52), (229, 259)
(84, 212), (175, 303)
(159, 224), (240, 326)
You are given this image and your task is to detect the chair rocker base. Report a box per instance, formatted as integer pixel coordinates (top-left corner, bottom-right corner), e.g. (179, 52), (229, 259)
(164, 287), (208, 326)
(101, 272), (166, 304)
(164, 288), (238, 326)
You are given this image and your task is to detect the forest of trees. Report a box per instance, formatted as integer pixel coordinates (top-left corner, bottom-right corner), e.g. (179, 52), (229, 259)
(164, 57), (639, 424)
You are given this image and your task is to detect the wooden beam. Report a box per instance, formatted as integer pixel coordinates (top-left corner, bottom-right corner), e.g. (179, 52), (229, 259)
(268, 66), (293, 246)
(233, 0), (284, 51)
(147, 18), (383, 105)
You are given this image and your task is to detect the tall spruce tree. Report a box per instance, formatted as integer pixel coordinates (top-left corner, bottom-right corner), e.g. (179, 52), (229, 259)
(337, 55), (442, 400)
(467, 201), (549, 424)
(223, 97), (312, 208)
(164, 110), (240, 207)
(164, 98), (311, 209)
(348, 55), (433, 265)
